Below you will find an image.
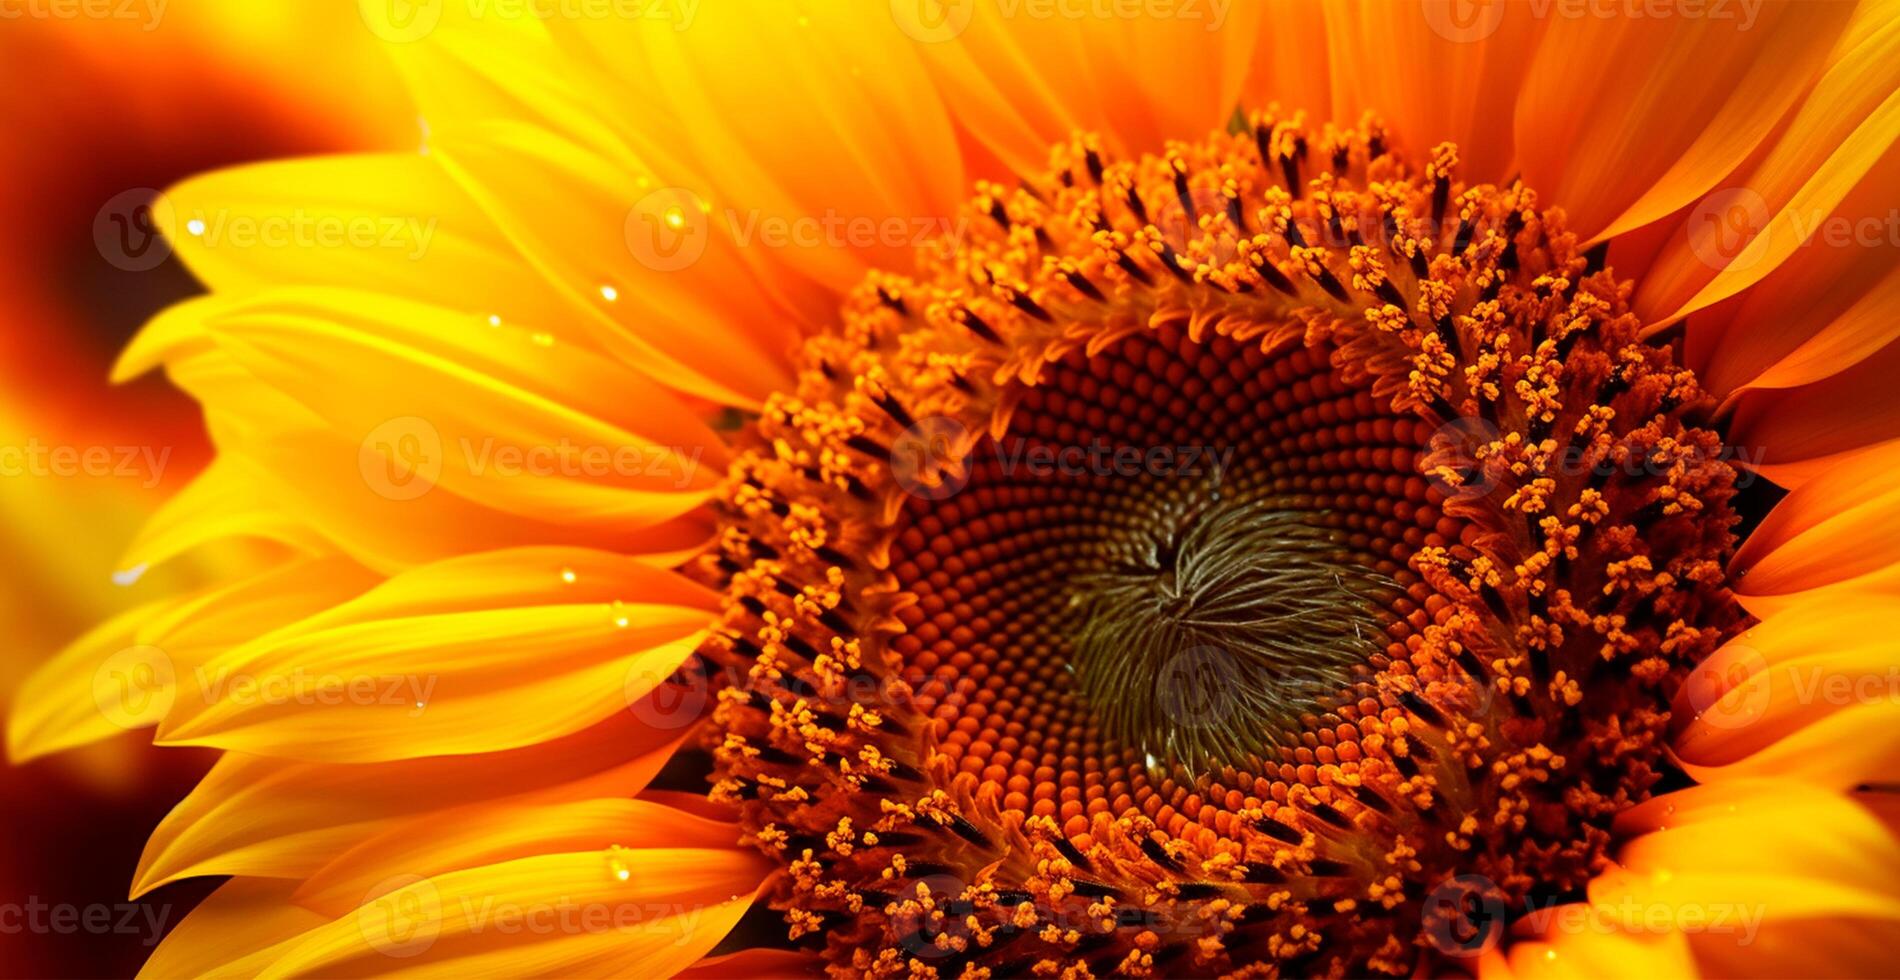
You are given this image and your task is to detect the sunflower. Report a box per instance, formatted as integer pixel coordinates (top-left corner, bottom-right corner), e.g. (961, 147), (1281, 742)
(10, 0), (1900, 976)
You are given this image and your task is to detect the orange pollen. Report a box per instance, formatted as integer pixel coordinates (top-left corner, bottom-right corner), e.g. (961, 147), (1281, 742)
(687, 110), (1745, 977)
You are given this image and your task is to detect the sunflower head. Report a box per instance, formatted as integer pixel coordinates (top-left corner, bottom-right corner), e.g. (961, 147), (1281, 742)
(695, 116), (1746, 975)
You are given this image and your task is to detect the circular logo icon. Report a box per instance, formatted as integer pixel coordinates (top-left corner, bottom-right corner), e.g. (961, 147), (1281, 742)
(1421, 0), (1506, 43)
(894, 870), (968, 960)
(1681, 644), (1771, 731)
(359, 416), (443, 501)
(93, 188), (176, 273)
(1156, 645), (1246, 733)
(1688, 187), (1772, 273)
(1422, 873), (1507, 957)
(92, 645), (176, 730)
(890, 415), (970, 500)
(357, 874), (442, 958)
(1155, 184), (1240, 266)
(1420, 416), (1501, 501)
(357, 0), (443, 43)
(624, 187), (710, 273)
(627, 655), (714, 730)
(890, 0), (974, 43)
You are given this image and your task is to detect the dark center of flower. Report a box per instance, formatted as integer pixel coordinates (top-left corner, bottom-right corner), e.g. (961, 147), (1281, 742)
(689, 110), (1746, 976)
(1067, 502), (1398, 777)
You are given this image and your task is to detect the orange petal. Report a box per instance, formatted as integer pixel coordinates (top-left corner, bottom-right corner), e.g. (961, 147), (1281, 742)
(915, 0), (1264, 176)
(259, 848), (770, 978)
(1729, 437), (1900, 608)
(138, 879), (324, 980)
(133, 710), (689, 897)
(1673, 598), (1900, 788)
(1318, 0), (1544, 183)
(293, 797), (740, 917)
(155, 548), (716, 762)
(1637, 2), (1900, 334)
(1514, 2), (1854, 243)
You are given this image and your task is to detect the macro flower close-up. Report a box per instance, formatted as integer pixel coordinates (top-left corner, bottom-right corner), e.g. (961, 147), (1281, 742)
(6, 0), (1900, 976)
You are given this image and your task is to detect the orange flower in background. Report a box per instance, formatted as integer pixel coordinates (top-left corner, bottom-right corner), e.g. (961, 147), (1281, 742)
(0, 4), (407, 977)
(7, 1), (1900, 977)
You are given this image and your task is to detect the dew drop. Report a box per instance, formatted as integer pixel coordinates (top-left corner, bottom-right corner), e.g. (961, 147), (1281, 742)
(599, 284), (619, 303)
(560, 567), (578, 584)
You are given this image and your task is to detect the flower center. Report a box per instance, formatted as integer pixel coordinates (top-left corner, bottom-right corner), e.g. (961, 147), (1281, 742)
(691, 111), (1745, 975)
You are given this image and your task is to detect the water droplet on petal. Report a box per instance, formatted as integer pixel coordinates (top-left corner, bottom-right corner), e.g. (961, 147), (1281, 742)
(560, 568), (578, 584)
(599, 284), (619, 303)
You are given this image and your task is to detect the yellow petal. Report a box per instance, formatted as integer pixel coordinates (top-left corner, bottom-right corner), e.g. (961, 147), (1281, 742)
(1673, 598), (1900, 788)
(7, 557), (371, 761)
(126, 300), (717, 574)
(118, 456), (329, 575)
(1318, 0), (1544, 183)
(915, 0), (1264, 175)
(1514, 2), (1854, 243)
(1637, 2), (1900, 332)
(155, 548), (716, 761)
(293, 798), (741, 917)
(193, 287), (724, 519)
(259, 849), (769, 979)
(1729, 437), (1900, 607)
(591, 2), (967, 292)
(138, 879), (325, 980)
(1597, 781), (1900, 975)
(388, 9), (806, 408)
(7, 597), (185, 762)
(133, 709), (688, 896)
(162, 153), (581, 343)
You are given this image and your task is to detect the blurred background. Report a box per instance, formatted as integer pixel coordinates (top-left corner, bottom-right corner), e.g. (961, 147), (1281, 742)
(0, 6), (410, 975)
